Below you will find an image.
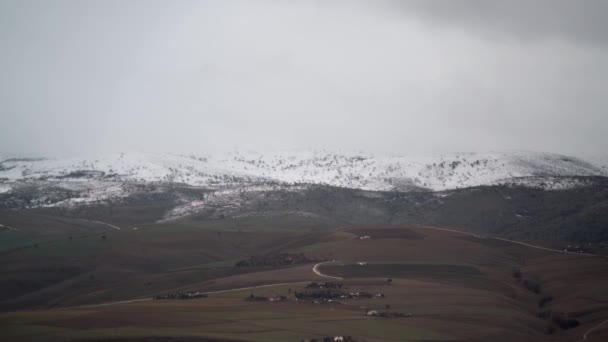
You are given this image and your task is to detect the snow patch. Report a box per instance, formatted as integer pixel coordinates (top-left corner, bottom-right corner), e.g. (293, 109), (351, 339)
(1, 151), (606, 210)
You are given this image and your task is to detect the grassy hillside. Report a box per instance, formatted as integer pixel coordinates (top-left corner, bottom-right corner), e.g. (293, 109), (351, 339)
(0, 213), (340, 311)
(2, 225), (608, 341)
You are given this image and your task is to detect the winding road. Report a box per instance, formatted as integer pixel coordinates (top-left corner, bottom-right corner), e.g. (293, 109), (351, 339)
(58, 224), (608, 340)
(579, 318), (608, 341)
(313, 225), (608, 341)
(65, 262), (342, 310)
(312, 261), (344, 280)
(61, 281), (313, 310)
(79, 219), (121, 230)
(416, 225), (606, 258)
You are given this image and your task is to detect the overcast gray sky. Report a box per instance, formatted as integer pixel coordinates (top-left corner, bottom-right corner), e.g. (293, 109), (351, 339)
(1, 0), (607, 157)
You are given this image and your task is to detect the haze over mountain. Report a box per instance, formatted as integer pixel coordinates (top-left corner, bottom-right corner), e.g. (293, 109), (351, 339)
(2, 1), (608, 157)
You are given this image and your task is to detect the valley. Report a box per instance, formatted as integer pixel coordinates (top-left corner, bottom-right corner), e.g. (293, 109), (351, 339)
(2, 151), (608, 341)
(2, 209), (608, 341)
(4, 0), (607, 340)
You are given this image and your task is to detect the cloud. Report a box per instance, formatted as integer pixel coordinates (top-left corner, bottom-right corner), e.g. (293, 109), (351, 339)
(0, 1), (606, 158)
(386, 0), (608, 47)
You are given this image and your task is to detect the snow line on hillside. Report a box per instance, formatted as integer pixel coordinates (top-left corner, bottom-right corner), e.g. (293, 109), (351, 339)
(1, 151), (606, 197)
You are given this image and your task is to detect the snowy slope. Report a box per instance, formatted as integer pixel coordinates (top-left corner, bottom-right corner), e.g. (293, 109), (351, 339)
(0, 151), (606, 196)
(208, 150), (605, 191)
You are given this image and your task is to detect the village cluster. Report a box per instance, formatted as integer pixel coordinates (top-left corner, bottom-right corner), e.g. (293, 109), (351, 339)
(306, 282), (344, 289)
(294, 289), (384, 304)
(366, 310), (413, 318)
(245, 294), (288, 302)
(153, 291), (208, 300)
(238, 282), (388, 306)
(562, 244), (592, 253)
(152, 281), (413, 323)
(300, 336), (356, 342)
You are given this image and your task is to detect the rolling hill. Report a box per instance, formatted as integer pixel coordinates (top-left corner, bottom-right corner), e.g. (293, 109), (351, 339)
(1, 151), (605, 200)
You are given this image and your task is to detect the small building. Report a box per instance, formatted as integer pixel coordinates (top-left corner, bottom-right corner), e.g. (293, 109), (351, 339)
(268, 296), (287, 302)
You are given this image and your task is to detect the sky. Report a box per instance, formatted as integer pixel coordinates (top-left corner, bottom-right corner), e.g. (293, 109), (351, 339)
(1, 0), (607, 158)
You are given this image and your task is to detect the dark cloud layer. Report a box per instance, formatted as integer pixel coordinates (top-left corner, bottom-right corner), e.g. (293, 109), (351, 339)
(390, 0), (608, 46)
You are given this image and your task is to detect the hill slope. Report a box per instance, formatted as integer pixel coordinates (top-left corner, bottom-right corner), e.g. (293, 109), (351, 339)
(1, 151), (605, 196)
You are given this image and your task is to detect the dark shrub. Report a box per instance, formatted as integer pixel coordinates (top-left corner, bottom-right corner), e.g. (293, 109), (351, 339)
(512, 268), (522, 281)
(523, 279), (541, 294)
(538, 295), (554, 307)
(537, 310), (552, 319)
(552, 312), (580, 330)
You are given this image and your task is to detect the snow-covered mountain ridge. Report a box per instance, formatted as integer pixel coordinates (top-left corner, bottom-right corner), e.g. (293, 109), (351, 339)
(1, 151), (606, 196)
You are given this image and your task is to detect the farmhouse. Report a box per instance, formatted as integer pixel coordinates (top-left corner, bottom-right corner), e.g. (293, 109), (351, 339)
(301, 336), (354, 342)
(245, 294), (287, 302)
(245, 294), (269, 302)
(349, 291), (373, 298)
(306, 282), (343, 289)
(153, 291), (208, 300)
(367, 310), (412, 318)
(268, 296), (288, 302)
